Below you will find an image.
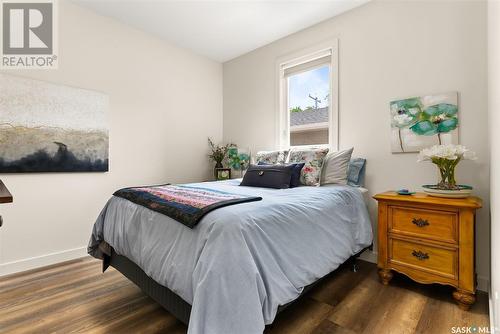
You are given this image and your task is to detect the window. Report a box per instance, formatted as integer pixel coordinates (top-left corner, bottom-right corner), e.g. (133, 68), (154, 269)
(277, 44), (338, 149)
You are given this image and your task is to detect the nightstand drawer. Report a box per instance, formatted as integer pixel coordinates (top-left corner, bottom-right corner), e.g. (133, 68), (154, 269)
(389, 238), (457, 279)
(389, 206), (457, 243)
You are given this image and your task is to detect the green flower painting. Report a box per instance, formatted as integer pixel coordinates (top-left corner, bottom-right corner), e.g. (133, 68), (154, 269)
(390, 92), (459, 153)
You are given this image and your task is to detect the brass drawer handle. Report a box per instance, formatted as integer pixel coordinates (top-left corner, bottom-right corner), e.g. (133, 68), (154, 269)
(412, 218), (429, 227)
(412, 250), (429, 260)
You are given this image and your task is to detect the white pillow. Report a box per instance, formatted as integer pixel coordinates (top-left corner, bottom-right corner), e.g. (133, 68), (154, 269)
(320, 147), (354, 185)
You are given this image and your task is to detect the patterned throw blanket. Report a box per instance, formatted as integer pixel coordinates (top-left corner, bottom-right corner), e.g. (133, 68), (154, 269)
(114, 184), (262, 228)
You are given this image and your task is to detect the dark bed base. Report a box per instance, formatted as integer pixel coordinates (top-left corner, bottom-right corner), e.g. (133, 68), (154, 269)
(105, 245), (371, 326)
(108, 251), (192, 324)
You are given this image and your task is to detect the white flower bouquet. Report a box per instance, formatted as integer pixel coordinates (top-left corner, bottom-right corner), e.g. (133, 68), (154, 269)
(418, 144), (476, 190)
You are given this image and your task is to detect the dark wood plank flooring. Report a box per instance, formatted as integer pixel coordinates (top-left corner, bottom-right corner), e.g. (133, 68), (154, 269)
(0, 257), (489, 333)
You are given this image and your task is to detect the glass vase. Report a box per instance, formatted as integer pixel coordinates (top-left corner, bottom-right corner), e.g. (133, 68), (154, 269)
(434, 158), (460, 190)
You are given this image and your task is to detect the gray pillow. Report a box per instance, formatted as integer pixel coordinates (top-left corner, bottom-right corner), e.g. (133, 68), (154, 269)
(320, 148), (354, 185)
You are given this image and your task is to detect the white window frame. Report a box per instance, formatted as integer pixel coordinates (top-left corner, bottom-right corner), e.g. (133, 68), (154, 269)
(275, 39), (339, 150)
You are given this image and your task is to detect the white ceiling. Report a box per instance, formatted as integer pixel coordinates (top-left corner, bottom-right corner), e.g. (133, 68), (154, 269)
(72, 0), (370, 63)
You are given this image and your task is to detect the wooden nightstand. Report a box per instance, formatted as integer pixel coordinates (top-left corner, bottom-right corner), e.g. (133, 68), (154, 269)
(374, 191), (482, 310)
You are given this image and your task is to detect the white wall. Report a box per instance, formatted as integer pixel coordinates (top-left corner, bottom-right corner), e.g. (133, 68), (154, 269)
(223, 0), (490, 289)
(488, 0), (500, 330)
(0, 0), (223, 275)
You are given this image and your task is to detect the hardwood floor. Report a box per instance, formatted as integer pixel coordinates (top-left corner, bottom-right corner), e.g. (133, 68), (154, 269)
(0, 257), (489, 333)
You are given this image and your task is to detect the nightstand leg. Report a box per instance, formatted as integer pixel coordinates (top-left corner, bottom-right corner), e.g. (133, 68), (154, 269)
(378, 269), (393, 285)
(452, 289), (476, 310)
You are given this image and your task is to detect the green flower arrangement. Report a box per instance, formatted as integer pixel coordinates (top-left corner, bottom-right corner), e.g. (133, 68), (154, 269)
(208, 137), (231, 168)
(228, 147), (250, 176)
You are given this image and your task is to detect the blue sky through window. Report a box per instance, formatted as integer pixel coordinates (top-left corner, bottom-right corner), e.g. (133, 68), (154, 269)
(288, 65), (330, 111)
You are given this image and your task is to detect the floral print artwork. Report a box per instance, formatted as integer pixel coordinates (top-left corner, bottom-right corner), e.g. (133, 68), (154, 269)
(390, 92), (459, 153)
(288, 147), (329, 186)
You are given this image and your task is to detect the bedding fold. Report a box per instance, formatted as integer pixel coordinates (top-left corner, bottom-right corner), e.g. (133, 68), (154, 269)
(113, 184), (262, 228)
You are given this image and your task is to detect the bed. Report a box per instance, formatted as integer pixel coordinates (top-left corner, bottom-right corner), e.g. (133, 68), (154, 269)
(88, 179), (373, 334)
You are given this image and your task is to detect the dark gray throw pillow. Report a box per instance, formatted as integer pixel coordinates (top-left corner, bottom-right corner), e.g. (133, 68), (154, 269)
(257, 162), (305, 188)
(240, 164), (295, 189)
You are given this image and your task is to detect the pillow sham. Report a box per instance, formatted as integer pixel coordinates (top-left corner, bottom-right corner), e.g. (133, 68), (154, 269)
(255, 150), (289, 164)
(240, 164), (294, 189)
(347, 158), (367, 187)
(287, 147), (329, 186)
(320, 147), (354, 185)
(257, 162), (305, 188)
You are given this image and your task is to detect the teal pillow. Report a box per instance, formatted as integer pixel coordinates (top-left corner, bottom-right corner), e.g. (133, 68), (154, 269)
(347, 158), (366, 187)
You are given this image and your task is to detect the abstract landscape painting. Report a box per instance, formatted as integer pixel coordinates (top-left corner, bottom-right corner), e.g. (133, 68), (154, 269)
(390, 92), (458, 153)
(0, 74), (109, 172)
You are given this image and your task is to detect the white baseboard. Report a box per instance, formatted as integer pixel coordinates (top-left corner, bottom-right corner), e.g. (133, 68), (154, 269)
(0, 246), (88, 277)
(359, 249), (377, 263)
(478, 275), (490, 293)
(359, 250), (490, 292)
